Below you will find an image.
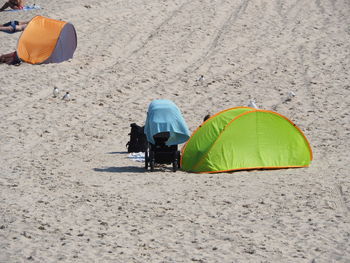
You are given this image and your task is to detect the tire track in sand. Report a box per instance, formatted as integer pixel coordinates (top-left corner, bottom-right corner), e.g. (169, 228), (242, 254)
(181, 0), (251, 77)
(129, 0), (192, 57)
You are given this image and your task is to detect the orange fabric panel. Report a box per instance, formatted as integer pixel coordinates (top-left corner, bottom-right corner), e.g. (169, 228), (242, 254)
(17, 16), (67, 64)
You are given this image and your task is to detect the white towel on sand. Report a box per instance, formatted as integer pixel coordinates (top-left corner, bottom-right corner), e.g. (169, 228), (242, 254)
(128, 152), (145, 162)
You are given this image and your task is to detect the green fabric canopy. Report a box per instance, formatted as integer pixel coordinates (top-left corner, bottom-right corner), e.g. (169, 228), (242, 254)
(181, 107), (312, 173)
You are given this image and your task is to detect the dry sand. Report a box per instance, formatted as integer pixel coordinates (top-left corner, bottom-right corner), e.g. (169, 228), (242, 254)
(1, 0), (350, 262)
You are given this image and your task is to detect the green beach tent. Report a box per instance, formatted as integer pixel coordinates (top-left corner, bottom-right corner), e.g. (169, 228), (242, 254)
(181, 107), (312, 173)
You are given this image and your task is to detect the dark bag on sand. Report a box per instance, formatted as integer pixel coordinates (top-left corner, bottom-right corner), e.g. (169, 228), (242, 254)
(126, 123), (148, 153)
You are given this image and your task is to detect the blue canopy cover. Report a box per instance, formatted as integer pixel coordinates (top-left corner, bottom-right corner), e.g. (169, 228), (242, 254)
(144, 100), (190, 145)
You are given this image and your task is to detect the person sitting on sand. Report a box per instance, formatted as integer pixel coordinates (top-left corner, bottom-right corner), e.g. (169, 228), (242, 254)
(0, 0), (25, 11)
(203, 114), (211, 122)
(0, 20), (29, 33)
(0, 51), (21, 65)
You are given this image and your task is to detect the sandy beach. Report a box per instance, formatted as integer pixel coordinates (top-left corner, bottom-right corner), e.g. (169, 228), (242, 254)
(1, 0), (350, 262)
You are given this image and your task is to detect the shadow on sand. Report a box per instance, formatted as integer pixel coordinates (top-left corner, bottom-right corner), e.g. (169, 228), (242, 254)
(93, 166), (146, 173)
(106, 151), (129, 155)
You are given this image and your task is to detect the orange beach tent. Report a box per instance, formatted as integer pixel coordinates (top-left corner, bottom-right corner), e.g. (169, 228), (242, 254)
(17, 16), (77, 64)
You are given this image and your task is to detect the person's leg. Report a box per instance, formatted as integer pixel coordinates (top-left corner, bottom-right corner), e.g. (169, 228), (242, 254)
(18, 21), (29, 25)
(0, 25), (14, 33)
(0, 2), (10, 11)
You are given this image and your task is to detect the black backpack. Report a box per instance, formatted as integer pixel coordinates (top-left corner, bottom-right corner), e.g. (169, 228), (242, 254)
(126, 123), (148, 153)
